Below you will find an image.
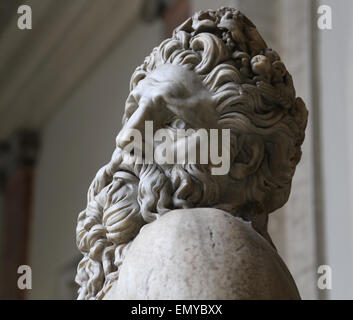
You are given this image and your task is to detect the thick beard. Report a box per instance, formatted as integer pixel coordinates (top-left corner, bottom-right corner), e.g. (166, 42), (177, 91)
(75, 148), (226, 300)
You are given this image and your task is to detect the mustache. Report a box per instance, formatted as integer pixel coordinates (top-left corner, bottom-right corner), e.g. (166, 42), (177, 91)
(88, 147), (159, 202)
(108, 147), (168, 179)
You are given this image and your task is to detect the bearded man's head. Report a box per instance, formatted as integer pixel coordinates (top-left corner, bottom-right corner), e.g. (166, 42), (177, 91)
(75, 7), (308, 300)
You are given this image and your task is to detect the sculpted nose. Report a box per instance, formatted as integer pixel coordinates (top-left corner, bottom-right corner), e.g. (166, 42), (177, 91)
(116, 99), (152, 149)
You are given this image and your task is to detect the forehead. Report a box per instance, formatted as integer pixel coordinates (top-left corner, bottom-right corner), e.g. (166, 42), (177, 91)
(138, 64), (205, 92)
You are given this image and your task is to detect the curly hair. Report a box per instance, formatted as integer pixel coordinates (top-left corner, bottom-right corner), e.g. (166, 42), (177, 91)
(129, 7), (308, 215)
(75, 7), (308, 300)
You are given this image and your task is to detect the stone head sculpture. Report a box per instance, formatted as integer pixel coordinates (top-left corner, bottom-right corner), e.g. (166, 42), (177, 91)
(76, 7), (308, 300)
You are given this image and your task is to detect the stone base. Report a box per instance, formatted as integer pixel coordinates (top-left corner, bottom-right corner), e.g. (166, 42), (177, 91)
(103, 208), (300, 300)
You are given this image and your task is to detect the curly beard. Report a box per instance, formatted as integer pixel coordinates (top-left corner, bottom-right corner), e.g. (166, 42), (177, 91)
(75, 148), (226, 300)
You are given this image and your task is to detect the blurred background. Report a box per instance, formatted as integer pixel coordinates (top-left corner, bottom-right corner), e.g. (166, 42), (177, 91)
(0, 0), (352, 300)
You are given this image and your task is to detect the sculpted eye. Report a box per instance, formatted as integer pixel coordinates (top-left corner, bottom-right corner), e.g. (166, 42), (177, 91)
(166, 118), (190, 130)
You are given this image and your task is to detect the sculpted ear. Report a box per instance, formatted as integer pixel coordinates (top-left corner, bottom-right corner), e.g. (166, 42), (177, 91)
(230, 136), (264, 180)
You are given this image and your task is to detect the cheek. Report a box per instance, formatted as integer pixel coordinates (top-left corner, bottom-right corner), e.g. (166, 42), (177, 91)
(174, 133), (207, 164)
